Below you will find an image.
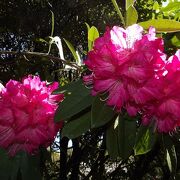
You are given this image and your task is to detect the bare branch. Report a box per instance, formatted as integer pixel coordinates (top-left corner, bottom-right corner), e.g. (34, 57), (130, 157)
(0, 51), (81, 70)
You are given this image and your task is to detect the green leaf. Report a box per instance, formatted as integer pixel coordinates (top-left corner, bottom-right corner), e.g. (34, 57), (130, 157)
(91, 97), (116, 128)
(166, 148), (177, 174)
(0, 149), (13, 180)
(126, 6), (138, 26)
(50, 10), (54, 37)
(20, 152), (41, 180)
(163, 135), (177, 176)
(63, 38), (79, 63)
(54, 80), (93, 121)
(62, 111), (91, 139)
(171, 34), (180, 47)
(174, 12), (180, 21)
(106, 119), (119, 159)
(35, 38), (48, 44)
(0, 149), (22, 180)
(153, 1), (160, 12)
(85, 22), (91, 52)
(126, 0), (134, 10)
(88, 26), (99, 42)
(85, 22), (90, 32)
(10, 154), (22, 180)
(0, 150), (41, 180)
(118, 115), (136, 159)
(139, 19), (180, 33)
(88, 26), (99, 51)
(134, 125), (156, 155)
(161, 2), (180, 13)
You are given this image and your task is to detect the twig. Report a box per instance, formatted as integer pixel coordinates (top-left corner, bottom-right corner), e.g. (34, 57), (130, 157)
(0, 51), (81, 70)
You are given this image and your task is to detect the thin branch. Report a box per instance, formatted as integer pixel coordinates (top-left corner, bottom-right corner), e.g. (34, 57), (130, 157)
(0, 51), (81, 70)
(111, 0), (125, 26)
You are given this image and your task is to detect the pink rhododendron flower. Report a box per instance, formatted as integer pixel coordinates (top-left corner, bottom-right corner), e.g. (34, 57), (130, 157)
(0, 75), (64, 156)
(84, 24), (165, 115)
(0, 82), (4, 92)
(142, 50), (180, 132)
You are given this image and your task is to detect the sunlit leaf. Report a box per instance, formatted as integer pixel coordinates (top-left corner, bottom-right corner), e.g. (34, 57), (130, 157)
(126, 6), (138, 26)
(171, 34), (180, 47)
(134, 125), (156, 155)
(63, 38), (79, 62)
(161, 2), (180, 13)
(88, 26), (99, 51)
(126, 0), (134, 10)
(88, 26), (99, 42)
(174, 12), (180, 21)
(163, 135), (177, 176)
(153, 1), (160, 12)
(139, 19), (180, 32)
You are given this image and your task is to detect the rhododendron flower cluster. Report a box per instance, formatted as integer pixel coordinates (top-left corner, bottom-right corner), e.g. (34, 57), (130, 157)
(142, 50), (180, 132)
(83, 24), (180, 133)
(84, 24), (165, 116)
(0, 76), (63, 156)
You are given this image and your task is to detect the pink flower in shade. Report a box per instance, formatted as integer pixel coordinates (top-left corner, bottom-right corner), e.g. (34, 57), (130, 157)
(142, 50), (180, 132)
(83, 24), (165, 116)
(0, 75), (64, 156)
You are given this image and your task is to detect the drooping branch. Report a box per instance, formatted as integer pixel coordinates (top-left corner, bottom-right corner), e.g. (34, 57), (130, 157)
(0, 51), (81, 70)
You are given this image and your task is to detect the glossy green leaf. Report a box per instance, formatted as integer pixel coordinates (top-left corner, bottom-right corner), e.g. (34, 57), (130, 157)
(118, 115), (136, 159)
(91, 97), (116, 128)
(106, 119), (120, 159)
(88, 26), (99, 51)
(20, 152), (41, 180)
(62, 111), (91, 139)
(139, 19), (180, 33)
(63, 38), (79, 62)
(126, 0), (134, 10)
(134, 125), (156, 155)
(54, 80), (93, 121)
(126, 6), (138, 26)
